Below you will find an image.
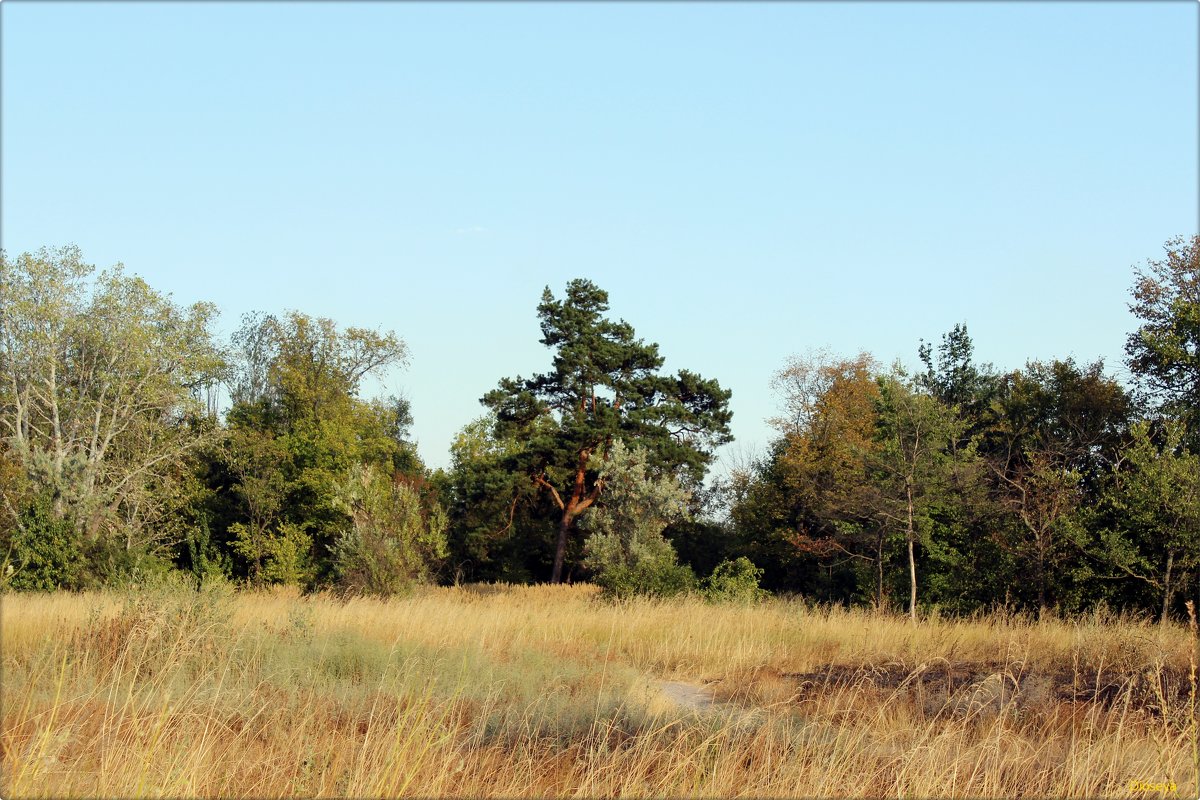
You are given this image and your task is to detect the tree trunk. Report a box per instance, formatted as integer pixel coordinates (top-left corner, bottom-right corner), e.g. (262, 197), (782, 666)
(907, 479), (917, 624)
(1162, 549), (1175, 624)
(875, 530), (886, 611)
(551, 513), (571, 584)
(546, 447), (602, 584)
(1037, 543), (1047, 620)
(907, 536), (917, 623)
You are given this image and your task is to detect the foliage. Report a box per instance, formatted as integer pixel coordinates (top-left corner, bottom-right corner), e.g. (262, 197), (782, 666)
(437, 414), (554, 583)
(580, 441), (696, 598)
(982, 359), (1133, 612)
(330, 464), (448, 595)
(868, 371), (979, 621)
(483, 279), (732, 582)
(5, 235), (1200, 623)
(4, 493), (83, 591)
(1126, 235), (1200, 436)
(1095, 419), (1200, 621)
(0, 246), (223, 554)
(702, 557), (768, 603)
(217, 311), (414, 585)
(182, 514), (231, 586)
(770, 351), (886, 604)
(229, 521), (315, 587)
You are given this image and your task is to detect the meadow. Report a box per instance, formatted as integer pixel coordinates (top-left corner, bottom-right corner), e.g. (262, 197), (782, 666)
(2, 582), (1196, 798)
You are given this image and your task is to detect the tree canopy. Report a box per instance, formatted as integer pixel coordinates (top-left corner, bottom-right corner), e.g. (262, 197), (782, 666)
(1126, 234), (1200, 435)
(4, 237), (1200, 621)
(482, 279), (732, 582)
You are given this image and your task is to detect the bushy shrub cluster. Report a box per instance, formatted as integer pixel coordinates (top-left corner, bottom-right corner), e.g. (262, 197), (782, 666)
(702, 557), (768, 603)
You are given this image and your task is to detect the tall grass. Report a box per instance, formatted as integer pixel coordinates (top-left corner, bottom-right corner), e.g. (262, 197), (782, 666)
(2, 583), (1194, 797)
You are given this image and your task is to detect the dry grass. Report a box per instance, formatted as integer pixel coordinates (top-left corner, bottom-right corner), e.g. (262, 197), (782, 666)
(2, 582), (1195, 797)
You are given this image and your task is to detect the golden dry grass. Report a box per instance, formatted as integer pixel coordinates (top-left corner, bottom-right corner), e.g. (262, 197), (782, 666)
(2, 582), (1195, 798)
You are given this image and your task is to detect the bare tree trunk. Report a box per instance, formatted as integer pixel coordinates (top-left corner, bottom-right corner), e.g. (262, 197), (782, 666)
(876, 530), (885, 612)
(1037, 541), (1047, 620)
(1162, 549), (1175, 624)
(907, 479), (917, 624)
(907, 537), (917, 623)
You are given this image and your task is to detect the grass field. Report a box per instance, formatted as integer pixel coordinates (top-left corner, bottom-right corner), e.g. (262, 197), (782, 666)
(2, 582), (1196, 797)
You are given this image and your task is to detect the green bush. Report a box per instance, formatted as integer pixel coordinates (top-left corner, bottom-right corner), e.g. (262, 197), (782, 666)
(5, 495), (83, 591)
(703, 557), (768, 603)
(81, 537), (178, 591)
(582, 441), (696, 599)
(331, 465), (448, 596)
(592, 559), (698, 600)
(229, 521), (315, 588)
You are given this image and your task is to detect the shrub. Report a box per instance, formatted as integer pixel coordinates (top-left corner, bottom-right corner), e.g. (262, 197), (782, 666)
(81, 537), (177, 590)
(229, 521), (315, 587)
(592, 558), (698, 600)
(703, 557), (768, 603)
(5, 494), (83, 591)
(331, 465), (448, 596)
(581, 441), (695, 599)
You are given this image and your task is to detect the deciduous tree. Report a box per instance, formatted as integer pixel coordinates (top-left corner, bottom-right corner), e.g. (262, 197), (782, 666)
(1126, 235), (1200, 436)
(867, 371), (974, 622)
(581, 440), (694, 597)
(0, 246), (222, 557)
(1100, 419), (1200, 622)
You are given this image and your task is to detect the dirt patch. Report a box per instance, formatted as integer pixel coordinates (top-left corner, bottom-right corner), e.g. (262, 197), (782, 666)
(656, 680), (761, 727)
(775, 660), (1194, 717)
(658, 681), (719, 711)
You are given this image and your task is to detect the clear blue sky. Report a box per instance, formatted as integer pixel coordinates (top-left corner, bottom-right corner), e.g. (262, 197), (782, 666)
(3, 1), (1197, 472)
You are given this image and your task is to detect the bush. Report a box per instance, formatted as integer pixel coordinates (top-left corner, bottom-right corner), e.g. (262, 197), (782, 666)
(703, 557), (768, 603)
(581, 441), (695, 599)
(593, 559), (698, 600)
(5, 495), (83, 591)
(229, 521), (316, 587)
(331, 465), (448, 596)
(81, 536), (180, 591)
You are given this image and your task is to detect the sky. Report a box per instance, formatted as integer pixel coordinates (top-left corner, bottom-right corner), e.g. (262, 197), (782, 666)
(3, 1), (1197, 473)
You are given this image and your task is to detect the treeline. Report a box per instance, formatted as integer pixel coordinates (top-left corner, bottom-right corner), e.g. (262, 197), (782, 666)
(1, 238), (1198, 619)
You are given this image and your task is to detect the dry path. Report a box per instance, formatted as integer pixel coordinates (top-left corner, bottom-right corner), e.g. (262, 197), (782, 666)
(655, 679), (761, 727)
(658, 680), (720, 711)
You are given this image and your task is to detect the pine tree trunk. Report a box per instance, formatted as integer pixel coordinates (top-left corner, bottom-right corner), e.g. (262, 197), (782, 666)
(551, 514), (571, 584)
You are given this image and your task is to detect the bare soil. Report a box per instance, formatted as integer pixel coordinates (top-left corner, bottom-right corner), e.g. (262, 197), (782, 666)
(715, 660), (1196, 718)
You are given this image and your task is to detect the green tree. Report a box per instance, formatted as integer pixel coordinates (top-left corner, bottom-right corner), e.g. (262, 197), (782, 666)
(867, 371), (976, 623)
(1126, 235), (1200, 436)
(580, 440), (695, 598)
(0, 246), (223, 569)
(436, 414), (550, 583)
(219, 311), (413, 584)
(483, 279), (732, 583)
(5, 493), (84, 591)
(1100, 419), (1200, 622)
(991, 450), (1082, 616)
(983, 359), (1131, 614)
(725, 442), (832, 596)
(917, 323), (997, 420)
